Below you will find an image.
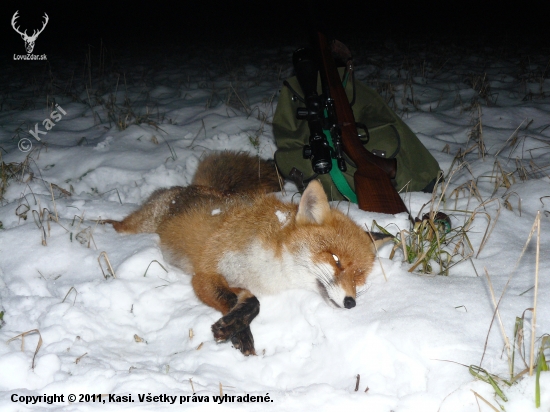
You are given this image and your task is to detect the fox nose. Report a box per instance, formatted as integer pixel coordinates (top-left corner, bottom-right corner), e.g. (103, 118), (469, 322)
(343, 297), (356, 309)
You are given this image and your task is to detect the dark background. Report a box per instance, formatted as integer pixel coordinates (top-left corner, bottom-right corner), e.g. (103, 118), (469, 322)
(2, 0), (549, 60)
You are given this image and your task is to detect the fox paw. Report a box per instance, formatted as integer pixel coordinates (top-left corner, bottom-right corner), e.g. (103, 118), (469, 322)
(211, 296), (259, 341)
(231, 327), (256, 356)
(211, 322), (256, 355)
(211, 317), (237, 342)
(211, 314), (249, 342)
(211, 296), (260, 355)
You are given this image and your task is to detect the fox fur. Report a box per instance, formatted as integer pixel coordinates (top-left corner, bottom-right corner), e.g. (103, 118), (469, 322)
(109, 151), (391, 355)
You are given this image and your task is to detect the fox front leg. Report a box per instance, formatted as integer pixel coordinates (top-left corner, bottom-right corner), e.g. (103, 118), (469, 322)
(211, 293), (259, 355)
(192, 272), (260, 355)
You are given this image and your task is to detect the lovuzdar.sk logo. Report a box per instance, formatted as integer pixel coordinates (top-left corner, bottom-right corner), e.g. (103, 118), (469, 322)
(11, 10), (49, 61)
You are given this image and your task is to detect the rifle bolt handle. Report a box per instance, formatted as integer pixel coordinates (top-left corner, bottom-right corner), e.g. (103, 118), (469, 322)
(296, 107), (310, 119)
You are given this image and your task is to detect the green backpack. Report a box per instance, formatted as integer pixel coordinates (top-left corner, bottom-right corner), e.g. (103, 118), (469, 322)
(273, 71), (441, 201)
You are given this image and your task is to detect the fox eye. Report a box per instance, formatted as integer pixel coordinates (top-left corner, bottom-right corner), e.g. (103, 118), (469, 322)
(332, 254), (341, 268)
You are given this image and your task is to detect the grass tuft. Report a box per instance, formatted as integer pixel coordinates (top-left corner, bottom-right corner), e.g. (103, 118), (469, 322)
(471, 211), (548, 407)
(385, 171), (499, 275)
(469, 365), (509, 402)
(0, 154), (33, 204)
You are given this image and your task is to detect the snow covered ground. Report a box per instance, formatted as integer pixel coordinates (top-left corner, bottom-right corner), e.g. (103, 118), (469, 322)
(0, 38), (549, 411)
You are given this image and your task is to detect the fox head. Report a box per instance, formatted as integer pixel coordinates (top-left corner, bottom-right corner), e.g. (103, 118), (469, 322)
(293, 180), (392, 309)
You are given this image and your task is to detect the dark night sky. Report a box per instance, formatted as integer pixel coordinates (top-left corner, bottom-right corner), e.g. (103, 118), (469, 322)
(2, 0), (549, 61)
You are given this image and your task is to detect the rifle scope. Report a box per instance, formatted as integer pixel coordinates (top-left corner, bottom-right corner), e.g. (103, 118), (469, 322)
(293, 48), (333, 175)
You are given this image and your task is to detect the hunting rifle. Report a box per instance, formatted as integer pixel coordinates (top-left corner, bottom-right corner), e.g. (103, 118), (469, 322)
(293, 32), (409, 215)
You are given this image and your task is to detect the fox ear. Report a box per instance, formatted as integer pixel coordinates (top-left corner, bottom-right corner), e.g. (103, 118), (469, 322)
(296, 180), (330, 224)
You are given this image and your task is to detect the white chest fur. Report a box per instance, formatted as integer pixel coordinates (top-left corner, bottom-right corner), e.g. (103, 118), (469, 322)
(217, 241), (324, 296)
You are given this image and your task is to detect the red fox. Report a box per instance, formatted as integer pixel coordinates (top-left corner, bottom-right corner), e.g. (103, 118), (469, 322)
(108, 151), (391, 355)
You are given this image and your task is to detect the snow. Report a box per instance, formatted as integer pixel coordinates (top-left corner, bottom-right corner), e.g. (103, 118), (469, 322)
(0, 38), (549, 411)
(275, 211), (289, 226)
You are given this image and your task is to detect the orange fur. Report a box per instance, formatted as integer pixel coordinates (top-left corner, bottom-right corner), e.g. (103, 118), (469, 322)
(110, 151), (390, 355)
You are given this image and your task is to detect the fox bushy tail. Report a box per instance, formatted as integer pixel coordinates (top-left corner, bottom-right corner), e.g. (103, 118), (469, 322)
(192, 151), (281, 195)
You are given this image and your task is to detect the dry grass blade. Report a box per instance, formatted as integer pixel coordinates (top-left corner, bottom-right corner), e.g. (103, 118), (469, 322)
(529, 159), (550, 180)
(408, 249), (429, 272)
(465, 103), (486, 158)
(515, 158), (531, 181)
(511, 311), (530, 377)
(75, 352), (87, 364)
(483, 268), (512, 375)
(7, 329), (43, 369)
(472, 199), (501, 258)
(470, 390), (500, 412)
(488, 160), (516, 193)
(186, 119), (206, 149)
(62, 286), (78, 305)
(49, 183), (59, 222)
(75, 227), (92, 245)
(494, 118), (527, 157)
(529, 211), (541, 376)
(16, 203), (30, 221)
(227, 82), (250, 114)
(31, 208), (49, 246)
(399, 229), (408, 261)
(143, 260), (168, 277)
(98, 251), (116, 279)
(274, 162), (286, 196)
(479, 212), (542, 373)
(503, 191), (521, 214)
(450, 180), (483, 210)
(71, 212), (85, 229)
(50, 182), (71, 197)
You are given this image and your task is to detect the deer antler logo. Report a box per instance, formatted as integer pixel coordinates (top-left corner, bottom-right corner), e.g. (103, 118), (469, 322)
(11, 11), (49, 54)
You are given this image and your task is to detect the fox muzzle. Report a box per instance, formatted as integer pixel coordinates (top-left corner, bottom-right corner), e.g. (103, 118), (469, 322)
(343, 296), (356, 309)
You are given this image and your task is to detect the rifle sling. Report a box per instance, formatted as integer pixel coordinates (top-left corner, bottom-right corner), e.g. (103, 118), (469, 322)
(324, 129), (358, 203)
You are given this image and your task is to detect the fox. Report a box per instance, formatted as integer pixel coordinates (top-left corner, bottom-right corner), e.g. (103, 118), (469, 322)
(108, 151), (391, 355)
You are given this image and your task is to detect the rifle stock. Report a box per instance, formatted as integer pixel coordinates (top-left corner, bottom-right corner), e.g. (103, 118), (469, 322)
(316, 32), (408, 215)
